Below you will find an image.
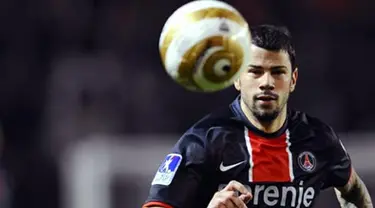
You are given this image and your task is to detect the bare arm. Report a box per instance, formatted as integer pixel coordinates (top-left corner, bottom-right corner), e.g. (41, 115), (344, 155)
(334, 168), (373, 208)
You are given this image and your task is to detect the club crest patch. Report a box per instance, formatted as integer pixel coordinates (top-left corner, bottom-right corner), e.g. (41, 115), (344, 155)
(152, 153), (182, 186)
(298, 151), (316, 172)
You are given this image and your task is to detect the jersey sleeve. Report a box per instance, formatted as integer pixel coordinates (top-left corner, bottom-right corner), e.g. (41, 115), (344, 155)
(143, 129), (209, 208)
(322, 127), (352, 189)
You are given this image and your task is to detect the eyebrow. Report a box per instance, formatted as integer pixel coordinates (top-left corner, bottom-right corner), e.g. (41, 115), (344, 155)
(248, 65), (288, 70)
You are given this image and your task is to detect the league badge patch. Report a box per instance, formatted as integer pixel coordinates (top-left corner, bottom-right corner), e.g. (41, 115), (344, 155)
(152, 153), (182, 186)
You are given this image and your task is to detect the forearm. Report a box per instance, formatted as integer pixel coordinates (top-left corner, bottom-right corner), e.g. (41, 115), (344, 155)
(334, 170), (373, 208)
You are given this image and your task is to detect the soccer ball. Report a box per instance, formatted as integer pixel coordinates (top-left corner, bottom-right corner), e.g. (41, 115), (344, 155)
(159, 0), (252, 92)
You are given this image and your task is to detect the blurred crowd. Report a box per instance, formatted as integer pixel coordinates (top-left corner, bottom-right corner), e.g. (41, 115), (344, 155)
(0, 0), (374, 207)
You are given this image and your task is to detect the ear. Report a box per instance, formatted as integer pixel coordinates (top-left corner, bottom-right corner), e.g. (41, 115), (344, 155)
(234, 78), (241, 91)
(290, 68), (298, 92)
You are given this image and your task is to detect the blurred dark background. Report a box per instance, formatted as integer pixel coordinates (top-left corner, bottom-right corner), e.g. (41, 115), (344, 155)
(0, 0), (374, 207)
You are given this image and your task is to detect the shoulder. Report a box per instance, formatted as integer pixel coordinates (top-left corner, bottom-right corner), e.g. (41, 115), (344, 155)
(289, 109), (339, 145)
(189, 105), (240, 132)
(179, 106), (241, 144)
(171, 106), (240, 164)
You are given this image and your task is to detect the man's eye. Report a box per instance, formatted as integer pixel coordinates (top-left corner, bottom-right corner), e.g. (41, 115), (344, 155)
(248, 69), (262, 74)
(273, 70), (285, 75)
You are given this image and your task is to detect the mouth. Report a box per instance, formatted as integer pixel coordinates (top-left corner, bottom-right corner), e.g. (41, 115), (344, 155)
(255, 93), (278, 106)
(256, 94), (278, 101)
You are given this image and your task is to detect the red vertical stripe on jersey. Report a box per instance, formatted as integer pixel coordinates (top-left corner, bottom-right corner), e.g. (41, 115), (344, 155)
(248, 131), (291, 182)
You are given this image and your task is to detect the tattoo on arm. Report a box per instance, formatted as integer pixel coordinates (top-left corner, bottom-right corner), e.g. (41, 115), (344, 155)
(334, 168), (373, 208)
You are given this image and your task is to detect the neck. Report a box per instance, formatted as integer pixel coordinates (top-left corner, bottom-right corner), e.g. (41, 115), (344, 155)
(240, 99), (287, 134)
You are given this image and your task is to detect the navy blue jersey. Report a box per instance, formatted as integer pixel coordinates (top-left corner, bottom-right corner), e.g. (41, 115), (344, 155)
(143, 97), (351, 208)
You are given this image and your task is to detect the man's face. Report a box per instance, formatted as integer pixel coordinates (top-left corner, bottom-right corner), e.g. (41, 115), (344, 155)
(234, 44), (298, 122)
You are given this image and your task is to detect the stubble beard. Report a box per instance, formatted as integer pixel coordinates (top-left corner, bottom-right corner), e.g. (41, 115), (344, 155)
(247, 93), (289, 123)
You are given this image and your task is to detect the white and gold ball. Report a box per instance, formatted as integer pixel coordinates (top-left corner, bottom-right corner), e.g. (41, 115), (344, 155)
(159, 0), (252, 92)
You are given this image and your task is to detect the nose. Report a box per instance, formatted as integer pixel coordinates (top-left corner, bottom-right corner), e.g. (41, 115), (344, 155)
(259, 72), (275, 91)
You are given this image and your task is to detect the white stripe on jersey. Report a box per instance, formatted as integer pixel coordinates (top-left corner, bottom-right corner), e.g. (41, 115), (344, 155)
(244, 127), (254, 182)
(286, 129), (295, 181)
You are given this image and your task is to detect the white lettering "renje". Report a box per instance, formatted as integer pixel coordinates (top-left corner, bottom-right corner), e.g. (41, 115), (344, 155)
(218, 181), (315, 207)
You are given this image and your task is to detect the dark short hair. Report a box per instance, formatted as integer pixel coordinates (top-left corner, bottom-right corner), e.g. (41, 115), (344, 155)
(250, 25), (296, 71)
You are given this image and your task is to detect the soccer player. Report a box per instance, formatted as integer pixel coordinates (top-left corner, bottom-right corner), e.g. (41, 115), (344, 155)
(143, 25), (373, 208)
